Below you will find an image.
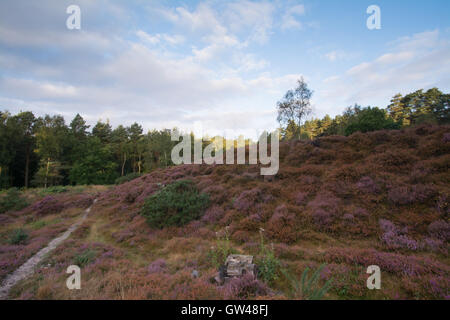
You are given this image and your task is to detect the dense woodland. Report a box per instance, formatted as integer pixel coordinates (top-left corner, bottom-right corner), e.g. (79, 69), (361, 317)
(0, 87), (448, 189)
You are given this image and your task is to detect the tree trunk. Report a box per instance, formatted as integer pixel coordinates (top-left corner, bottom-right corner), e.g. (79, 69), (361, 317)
(45, 157), (50, 188)
(121, 153), (126, 176)
(24, 146), (30, 188)
(138, 154), (141, 174)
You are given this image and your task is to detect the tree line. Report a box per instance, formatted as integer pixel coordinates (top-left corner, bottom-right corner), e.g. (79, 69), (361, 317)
(277, 79), (449, 141)
(1, 82), (448, 189)
(0, 113), (178, 189)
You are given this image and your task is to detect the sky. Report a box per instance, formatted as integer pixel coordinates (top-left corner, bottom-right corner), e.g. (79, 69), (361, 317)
(0, 0), (449, 138)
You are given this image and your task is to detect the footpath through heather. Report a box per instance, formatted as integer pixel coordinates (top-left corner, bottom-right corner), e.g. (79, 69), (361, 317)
(0, 200), (97, 299)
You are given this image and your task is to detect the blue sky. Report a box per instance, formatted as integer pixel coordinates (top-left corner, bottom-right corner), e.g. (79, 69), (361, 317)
(0, 0), (449, 138)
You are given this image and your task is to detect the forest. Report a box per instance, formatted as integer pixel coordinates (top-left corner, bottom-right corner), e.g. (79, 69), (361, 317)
(0, 86), (448, 190)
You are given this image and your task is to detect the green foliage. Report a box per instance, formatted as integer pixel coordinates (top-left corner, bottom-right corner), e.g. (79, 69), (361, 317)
(277, 77), (313, 139)
(0, 111), (178, 190)
(0, 188), (29, 214)
(141, 180), (210, 229)
(344, 107), (400, 136)
(29, 220), (48, 230)
(31, 159), (64, 188)
(280, 88), (449, 141)
(0, 111), (38, 189)
(8, 228), (29, 245)
(73, 249), (97, 267)
(92, 120), (112, 144)
(69, 137), (119, 185)
(209, 227), (238, 268)
(115, 172), (141, 185)
(33, 115), (69, 188)
(143, 129), (176, 170)
(256, 230), (282, 284)
(0, 87), (448, 190)
(282, 264), (333, 300)
(39, 185), (68, 195)
(387, 88), (450, 126)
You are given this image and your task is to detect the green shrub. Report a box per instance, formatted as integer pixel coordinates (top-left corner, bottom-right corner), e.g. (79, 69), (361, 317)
(29, 220), (48, 230)
(8, 229), (29, 245)
(0, 188), (29, 214)
(39, 186), (68, 195)
(209, 227), (238, 268)
(141, 180), (209, 229)
(73, 249), (97, 267)
(256, 230), (282, 284)
(282, 264), (333, 300)
(344, 107), (400, 136)
(115, 172), (142, 185)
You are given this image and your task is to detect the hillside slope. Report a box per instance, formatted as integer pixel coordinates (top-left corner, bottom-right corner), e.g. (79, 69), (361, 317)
(2, 125), (449, 299)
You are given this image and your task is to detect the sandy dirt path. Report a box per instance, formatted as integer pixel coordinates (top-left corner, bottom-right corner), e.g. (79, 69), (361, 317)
(0, 200), (96, 299)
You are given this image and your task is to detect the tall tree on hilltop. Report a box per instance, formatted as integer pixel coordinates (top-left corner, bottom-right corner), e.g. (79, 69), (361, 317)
(92, 120), (112, 144)
(423, 88), (450, 124)
(277, 77), (313, 139)
(387, 93), (408, 126)
(67, 114), (90, 165)
(70, 114), (90, 140)
(128, 122), (143, 173)
(111, 125), (130, 177)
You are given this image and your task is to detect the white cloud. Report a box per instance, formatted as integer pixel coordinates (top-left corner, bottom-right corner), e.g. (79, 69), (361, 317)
(136, 30), (160, 45)
(136, 31), (185, 46)
(323, 50), (356, 62)
(281, 4), (305, 30)
(155, 1), (275, 46)
(1, 1), (448, 139)
(224, 1), (275, 44)
(324, 51), (338, 62)
(316, 30), (450, 117)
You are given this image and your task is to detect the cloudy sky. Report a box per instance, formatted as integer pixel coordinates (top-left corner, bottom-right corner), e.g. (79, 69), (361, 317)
(0, 0), (449, 138)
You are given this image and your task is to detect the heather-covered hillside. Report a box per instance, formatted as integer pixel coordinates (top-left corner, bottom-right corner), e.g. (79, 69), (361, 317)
(2, 125), (449, 299)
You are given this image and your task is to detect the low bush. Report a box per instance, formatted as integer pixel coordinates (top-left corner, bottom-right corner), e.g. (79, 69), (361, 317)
(294, 192), (308, 206)
(73, 249), (97, 267)
(266, 205), (298, 243)
(209, 227), (238, 268)
(8, 229), (29, 245)
(387, 184), (436, 205)
(140, 180), (209, 229)
(39, 186), (68, 195)
(32, 196), (64, 216)
(379, 219), (420, 251)
(222, 274), (271, 299)
(256, 230), (282, 284)
(147, 259), (167, 274)
(29, 220), (48, 230)
(115, 172), (142, 185)
(325, 247), (448, 277)
(428, 220), (450, 241)
(201, 206), (225, 224)
(0, 188), (29, 214)
(356, 176), (380, 194)
(282, 264), (333, 300)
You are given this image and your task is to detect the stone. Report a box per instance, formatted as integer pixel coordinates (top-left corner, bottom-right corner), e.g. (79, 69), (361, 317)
(214, 254), (256, 284)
